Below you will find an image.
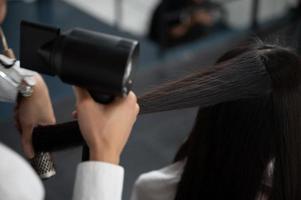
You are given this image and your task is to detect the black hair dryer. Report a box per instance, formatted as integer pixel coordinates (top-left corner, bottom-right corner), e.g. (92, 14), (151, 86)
(20, 21), (139, 161)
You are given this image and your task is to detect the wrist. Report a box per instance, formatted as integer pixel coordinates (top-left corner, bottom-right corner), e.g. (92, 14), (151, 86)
(89, 147), (120, 165)
(29, 74), (49, 99)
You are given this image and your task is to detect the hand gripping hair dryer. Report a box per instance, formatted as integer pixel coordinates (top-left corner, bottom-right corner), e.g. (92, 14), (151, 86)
(20, 21), (139, 170)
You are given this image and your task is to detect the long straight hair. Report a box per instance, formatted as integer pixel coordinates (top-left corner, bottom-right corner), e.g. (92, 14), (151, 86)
(138, 42), (301, 200)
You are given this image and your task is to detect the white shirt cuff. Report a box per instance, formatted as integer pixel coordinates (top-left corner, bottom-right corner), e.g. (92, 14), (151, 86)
(72, 161), (124, 200)
(0, 58), (36, 103)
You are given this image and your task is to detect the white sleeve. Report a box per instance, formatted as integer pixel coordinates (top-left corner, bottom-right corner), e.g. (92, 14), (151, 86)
(72, 161), (124, 200)
(0, 55), (36, 103)
(0, 143), (45, 200)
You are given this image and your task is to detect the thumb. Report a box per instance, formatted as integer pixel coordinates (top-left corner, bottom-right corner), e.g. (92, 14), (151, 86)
(21, 125), (35, 159)
(73, 86), (92, 104)
(72, 110), (78, 119)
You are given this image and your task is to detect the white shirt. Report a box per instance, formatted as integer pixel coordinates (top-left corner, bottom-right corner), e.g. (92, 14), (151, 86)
(0, 143), (125, 200)
(73, 160), (184, 200)
(73, 159), (274, 200)
(0, 142), (273, 200)
(0, 143), (45, 200)
(73, 162), (124, 200)
(130, 162), (184, 200)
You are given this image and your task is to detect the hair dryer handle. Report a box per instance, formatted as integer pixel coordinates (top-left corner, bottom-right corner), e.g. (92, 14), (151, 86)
(32, 121), (85, 152)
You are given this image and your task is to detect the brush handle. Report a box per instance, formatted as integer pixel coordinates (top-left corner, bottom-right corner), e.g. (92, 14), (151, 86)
(32, 95), (115, 160)
(32, 121), (85, 152)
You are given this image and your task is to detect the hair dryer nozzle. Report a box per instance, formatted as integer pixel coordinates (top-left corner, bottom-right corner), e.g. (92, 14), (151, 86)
(20, 21), (60, 75)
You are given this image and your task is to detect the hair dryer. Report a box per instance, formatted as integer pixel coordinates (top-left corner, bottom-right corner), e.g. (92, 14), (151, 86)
(20, 21), (139, 164)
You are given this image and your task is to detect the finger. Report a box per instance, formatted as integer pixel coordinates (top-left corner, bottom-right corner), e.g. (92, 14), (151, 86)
(125, 91), (138, 105)
(108, 92), (137, 114)
(73, 86), (92, 103)
(39, 114), (56, 126)
(128, 91), (137, 102)
(72, 110), (78, 119)
(111, 96), (124, 105)
(135, 103), (140, 115)
(114, 91), (137, 104)
(21, 125), (35, 159)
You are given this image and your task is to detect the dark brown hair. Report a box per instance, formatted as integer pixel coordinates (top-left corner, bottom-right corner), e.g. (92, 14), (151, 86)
(138, 42), (301, 200)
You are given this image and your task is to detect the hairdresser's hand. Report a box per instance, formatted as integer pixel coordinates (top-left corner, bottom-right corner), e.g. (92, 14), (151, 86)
(15, 74), (56, 159)
(74, 87), (139, 165)
(0, 0), (7, 24)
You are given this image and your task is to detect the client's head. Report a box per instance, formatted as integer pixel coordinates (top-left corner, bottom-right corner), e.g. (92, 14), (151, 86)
(139, 42), (301, 200)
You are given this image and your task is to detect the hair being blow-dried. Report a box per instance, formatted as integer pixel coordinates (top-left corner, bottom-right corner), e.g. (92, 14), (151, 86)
(139, 49), (272, 114)
(138, 43), (301, 200)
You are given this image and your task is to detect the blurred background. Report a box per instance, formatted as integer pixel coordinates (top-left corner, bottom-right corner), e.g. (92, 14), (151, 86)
(0, 0), (300, 199)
